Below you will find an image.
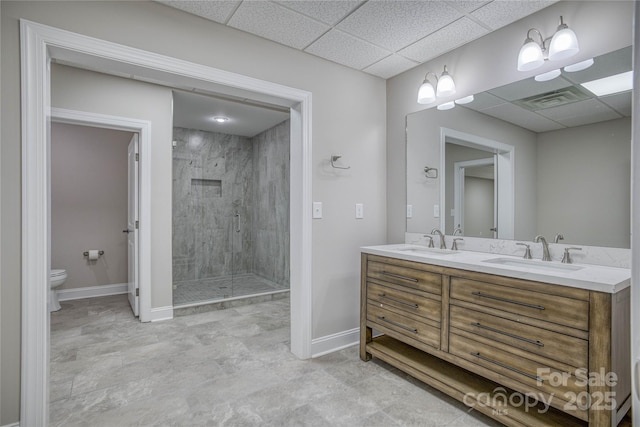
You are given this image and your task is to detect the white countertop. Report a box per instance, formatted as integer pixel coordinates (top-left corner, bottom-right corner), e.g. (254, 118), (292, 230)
(361, 244), (630, 294)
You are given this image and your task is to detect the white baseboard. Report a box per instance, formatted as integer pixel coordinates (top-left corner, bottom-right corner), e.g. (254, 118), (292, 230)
(311, 327), (359, 358)
(56, 283), (127, 301)
(1, 422), (20, 427)
(148, 305), (174, 322)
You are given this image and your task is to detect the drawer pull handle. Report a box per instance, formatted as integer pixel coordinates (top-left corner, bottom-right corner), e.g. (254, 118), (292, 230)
(471, 292), (545, 310)
(377, 316), (418, 334)
(471, 352), (543, 383)
(381, 271), (419, 283)
(379, 293), (419, 309)
(472, 322), (544, 347)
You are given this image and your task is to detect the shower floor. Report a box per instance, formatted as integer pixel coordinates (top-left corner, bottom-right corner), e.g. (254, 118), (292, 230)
(173, 273), (288, 306)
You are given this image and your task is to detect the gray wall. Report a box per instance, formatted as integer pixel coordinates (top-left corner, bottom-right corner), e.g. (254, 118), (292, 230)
(387, 1), (633, 243)
(172, 127), (255, 282)
(536, 117), (631, 247)
(51, 123), (131, 289)
(252, 120), (290, 285)
(2, 2), (386, 422)
(464, 177), (495, 239)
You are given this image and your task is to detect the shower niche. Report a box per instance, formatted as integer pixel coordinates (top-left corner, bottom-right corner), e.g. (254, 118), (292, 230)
(171, 120), (290, 307)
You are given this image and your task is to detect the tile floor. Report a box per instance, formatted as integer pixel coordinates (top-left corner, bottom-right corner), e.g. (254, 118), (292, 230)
(173, 273), (288, 306)
(50, 294), (500, 427)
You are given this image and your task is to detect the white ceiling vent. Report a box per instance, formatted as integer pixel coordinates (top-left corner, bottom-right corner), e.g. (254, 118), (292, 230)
(513, 86), (591, 111)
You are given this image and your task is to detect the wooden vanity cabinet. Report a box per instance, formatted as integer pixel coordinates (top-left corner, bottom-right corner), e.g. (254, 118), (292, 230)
(360, 253), (630, 427)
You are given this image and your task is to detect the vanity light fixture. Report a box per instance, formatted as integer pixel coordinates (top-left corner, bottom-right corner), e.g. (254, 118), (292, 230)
(437, 101), (455, 111)
(417, 66), (456, 104)
(517, 16), (579, 72)
(211, 116), (230, 123)
(534, 69), (561, 82)
(455, 95), (474, 105)
(564, 58), (594, 72)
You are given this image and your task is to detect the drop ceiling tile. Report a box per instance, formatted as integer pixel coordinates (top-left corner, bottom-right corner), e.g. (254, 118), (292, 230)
(363, 55), (419, 79)
(488, 77), (573, 102)
(275, 1), (362, 25)
(462, 91), (507, 111)
(471, 1), (557, 31)
(446, 1), (493, 14)
(399, 17), (489, 63)
(305, 29), (390, 70)
(228, 1), (329, 50)
(480, 103), (565, 132)
(336, 1), (462, 51)
(158, 0), (241, 24)
(561, 46), (633, 85)
(537, 98), (622, 127)
(600, 92), (632, 117)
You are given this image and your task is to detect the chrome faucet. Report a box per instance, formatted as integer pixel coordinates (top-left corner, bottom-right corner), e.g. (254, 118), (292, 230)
(554, 233), (564, 243)
(534, 235), (551, 261)
(453, 227), (463, 236)
(431, 228), (446, 249)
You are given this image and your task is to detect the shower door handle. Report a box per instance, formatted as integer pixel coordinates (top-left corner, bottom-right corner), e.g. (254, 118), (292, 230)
(235, 213), (240, 232)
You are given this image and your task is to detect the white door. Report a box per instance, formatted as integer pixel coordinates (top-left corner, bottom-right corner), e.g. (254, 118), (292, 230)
(127, 134), (139, 316)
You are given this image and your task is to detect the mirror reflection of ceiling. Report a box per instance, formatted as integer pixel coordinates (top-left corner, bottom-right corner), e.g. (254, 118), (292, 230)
(461, 46), (632, 133)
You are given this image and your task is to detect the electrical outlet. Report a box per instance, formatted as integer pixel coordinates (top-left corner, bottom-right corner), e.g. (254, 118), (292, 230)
(355, 203), (364, 219)
(407, 205), (413, 218)
(433, 204), (440, 218)
(313, 202), (322, 219)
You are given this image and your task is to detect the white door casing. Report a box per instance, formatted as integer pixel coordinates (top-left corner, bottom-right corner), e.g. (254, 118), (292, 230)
(452, 157), (495, 237)
(127, 134), (139, 316)
(21, 20), (312, 426)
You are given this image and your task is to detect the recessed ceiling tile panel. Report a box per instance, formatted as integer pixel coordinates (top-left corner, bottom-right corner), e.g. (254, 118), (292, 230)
(462, 91), (507, 111)
(479, 103), (565, 132)
(305, 29), (390, 70)
(275, 0), (363, 25)
(446, 1), (493, 14)
(471, 1), (557, 30)
(399, 17), (488, 63)
(336, 1), (462, 51)
(489, 77), (572, 101)
(537, 98), (622, 127)
(228, 1), (329, 50)
(600, 92), (632, 117)
(363, 54), (419, 79)
(157, 0), (241, 24)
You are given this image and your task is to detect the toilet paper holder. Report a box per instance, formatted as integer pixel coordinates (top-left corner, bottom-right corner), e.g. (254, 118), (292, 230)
(83, 250), (104, 257)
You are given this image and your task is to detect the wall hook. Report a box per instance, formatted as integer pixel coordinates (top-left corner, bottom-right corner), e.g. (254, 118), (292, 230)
(330, 155), (351, 170)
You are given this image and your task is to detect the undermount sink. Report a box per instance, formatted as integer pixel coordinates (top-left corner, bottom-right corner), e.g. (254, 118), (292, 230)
(396, 246), (459, 256)
(483, 257), (584, 272)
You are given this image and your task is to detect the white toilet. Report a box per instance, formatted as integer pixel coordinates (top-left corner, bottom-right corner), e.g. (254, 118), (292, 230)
(49, 269), (67, 312)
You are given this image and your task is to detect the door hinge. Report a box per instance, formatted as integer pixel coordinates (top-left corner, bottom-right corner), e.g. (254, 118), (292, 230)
(135, 220), (139, 229)
(136, 288), (139, 297)
(135, 153), (139, 161)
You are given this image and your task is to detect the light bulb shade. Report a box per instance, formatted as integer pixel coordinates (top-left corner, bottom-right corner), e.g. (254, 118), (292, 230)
(517, 39), (544, 71)
(417, 81), (436, 104)
(534, 69), (561, 82)
(436, 72), (456, 97)
(455, 95), (474, 105)
(549, 26), (579, 61)
(437, 101), (455, 111)
(564, 58), (593, 72)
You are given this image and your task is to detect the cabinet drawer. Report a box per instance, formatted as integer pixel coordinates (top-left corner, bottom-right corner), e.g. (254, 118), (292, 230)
(367, 303), (440, 349)
(450, 305), (587, 368)
(367, 260), (441, 296)
(450, 277), (589, 330)
(449, 333), (587, 399)
(368, 281), (441, 323)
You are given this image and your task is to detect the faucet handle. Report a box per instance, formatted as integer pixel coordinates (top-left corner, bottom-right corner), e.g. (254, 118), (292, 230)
(516, 242), (532, 259)
(423, 235), (434, 248)
(561, 247), (582, 264)
(452, 238), (463, 250)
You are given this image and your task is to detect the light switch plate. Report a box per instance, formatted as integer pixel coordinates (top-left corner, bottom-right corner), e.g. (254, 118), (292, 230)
(355, 203), (364, 219)
(407, 205), (413, 218)
(313, 202), (322, 219)
(433, 204), (440, 218)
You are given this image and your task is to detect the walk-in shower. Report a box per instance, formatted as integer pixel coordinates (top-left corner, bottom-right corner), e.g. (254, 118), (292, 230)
(171, 111), (290, 307)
